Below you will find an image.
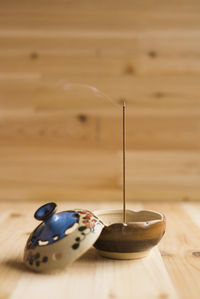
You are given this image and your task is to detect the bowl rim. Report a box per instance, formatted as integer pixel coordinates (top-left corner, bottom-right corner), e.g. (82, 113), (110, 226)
(93, 208), (165, 225)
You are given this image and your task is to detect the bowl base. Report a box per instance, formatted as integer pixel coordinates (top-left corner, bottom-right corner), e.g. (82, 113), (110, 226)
(97, 249), (150, 260)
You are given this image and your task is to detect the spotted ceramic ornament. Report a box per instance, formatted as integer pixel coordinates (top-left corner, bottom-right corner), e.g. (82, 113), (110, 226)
(24, 202), (104, 272)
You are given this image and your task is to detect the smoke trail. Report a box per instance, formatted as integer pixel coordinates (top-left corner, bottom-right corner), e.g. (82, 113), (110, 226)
(61, 82), (121, 109)
(12, 77), (122, 109)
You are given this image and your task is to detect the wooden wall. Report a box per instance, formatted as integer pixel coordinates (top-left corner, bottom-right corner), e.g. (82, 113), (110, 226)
(1, 0), (200, 201)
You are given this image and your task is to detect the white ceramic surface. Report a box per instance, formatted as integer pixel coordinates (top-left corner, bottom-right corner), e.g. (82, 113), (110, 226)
(24, 209), (104, 272)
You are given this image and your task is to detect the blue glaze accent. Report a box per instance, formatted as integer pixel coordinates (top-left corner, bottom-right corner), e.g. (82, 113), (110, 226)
(34, 202), (56, 221)
(30, 203), (80, 247)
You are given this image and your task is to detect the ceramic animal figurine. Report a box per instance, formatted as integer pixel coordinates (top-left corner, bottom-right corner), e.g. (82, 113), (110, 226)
(24, 202), (104, 272)
(94, 209), (166, 259)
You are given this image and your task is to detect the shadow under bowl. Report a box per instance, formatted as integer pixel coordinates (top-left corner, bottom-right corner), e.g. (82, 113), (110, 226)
(93, 209), (166, 260)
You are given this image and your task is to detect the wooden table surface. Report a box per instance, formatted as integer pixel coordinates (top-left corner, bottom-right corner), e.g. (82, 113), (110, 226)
(1, 200), (200, 299)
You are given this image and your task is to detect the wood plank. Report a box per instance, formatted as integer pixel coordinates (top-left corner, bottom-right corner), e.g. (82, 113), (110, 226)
(1, 75), (200, 110)
(0, 52), (140, 76)
(1, 34), (200, 75)
(0, 106), (200, 151)
(0, 201), (177, 299)
(1, 1), (200, 31)
(142, 202), (200, 299)
(0, 48), (199, 76)
(9, 248), (177, 299)
(183, 202), (200, 227)
(0, 148), (200, 201)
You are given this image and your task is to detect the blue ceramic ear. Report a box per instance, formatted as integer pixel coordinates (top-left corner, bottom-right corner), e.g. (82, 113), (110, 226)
(34, 202), (57, 221)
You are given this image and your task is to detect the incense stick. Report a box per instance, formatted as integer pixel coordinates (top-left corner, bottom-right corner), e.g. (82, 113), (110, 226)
(123, 101), (126, 224)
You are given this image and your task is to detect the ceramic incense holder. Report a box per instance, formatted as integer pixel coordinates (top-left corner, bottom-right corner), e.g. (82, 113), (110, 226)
(94, 209), (166, 259)
(23, 103), (166, 271)
(24, 202), (104, 272)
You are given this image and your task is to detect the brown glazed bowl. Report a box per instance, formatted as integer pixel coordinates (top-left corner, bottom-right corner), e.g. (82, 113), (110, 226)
(93, 209), (166, 260)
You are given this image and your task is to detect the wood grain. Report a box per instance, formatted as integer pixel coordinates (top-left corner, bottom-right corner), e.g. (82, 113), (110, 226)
(0, 107), (200, 151)
(1, 0), (200, 31)
(0, 201), (181, 299)
(0, 2), (199, 298)
(1, 0), (200, 202)
(2, 75), (200, 113)
(143, 202), (200, 299)
(1, 201), (200, 298)
(0, 147), (200, 202)
(1, 34), (200, 75)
